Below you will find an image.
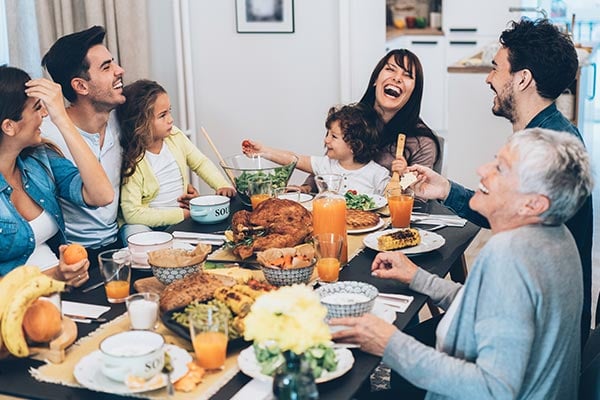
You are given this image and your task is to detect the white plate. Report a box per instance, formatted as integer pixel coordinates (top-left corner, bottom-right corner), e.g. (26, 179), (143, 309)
(345, 194), (387, 212)
(74, 344), (191, 395)
(347, 217), (386, 235)
(365, 194), (387, 211)
(276, 193), (314, 203)
(238, 346), (354, 384)
(363, 228), (446, 255)
(329, 299), (397, 335)
(131, 241), (195, 270)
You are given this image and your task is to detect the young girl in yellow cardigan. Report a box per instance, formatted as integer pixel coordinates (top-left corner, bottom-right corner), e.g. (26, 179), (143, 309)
(116, 79), (235, 242)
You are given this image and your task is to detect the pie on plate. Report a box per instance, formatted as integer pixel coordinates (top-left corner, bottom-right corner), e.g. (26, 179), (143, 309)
(346, 209), (380, 230)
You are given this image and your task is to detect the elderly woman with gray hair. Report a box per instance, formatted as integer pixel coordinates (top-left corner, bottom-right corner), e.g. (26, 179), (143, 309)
(331, 128), (593, 399)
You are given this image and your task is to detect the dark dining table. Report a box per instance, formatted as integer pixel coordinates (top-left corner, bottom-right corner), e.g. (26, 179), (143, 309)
(0, 197), (480, 400)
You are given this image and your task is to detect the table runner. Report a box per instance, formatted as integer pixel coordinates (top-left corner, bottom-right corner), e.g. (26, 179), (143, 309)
(30, 314), (242, 399)
(29, 223), (383, 399)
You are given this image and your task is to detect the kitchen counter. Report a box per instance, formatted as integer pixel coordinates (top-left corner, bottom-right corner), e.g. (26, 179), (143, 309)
(386, 26), (444, 40)
(448, 44), (596, 74)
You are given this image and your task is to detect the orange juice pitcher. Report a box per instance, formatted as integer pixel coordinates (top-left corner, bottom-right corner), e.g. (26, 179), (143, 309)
(312, 174), (348, 264)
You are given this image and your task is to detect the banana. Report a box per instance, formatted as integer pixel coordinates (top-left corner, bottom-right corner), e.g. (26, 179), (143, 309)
(1, 274), (65, 357)
(0, 266), (42, 349)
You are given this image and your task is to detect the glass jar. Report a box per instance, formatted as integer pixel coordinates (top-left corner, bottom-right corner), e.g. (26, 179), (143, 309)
(312, 174), (348, 265)
(272, 351), (319, 400)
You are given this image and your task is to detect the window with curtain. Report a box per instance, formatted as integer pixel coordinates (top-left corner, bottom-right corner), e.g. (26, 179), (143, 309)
(3, 0), (150, 80)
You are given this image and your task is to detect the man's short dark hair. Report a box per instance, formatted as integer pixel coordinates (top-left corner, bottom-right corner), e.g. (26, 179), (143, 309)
(41, 26), (106, 102)
(500, 18), (578, 100)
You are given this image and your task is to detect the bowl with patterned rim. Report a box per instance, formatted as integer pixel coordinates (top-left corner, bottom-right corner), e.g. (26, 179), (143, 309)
(260, 262), (315, 287)
(149, 262), (204, 286)
(316, 281), (378, 319)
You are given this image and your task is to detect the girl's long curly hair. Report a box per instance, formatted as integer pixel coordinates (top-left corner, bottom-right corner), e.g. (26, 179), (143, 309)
(116, 79), (166, 182)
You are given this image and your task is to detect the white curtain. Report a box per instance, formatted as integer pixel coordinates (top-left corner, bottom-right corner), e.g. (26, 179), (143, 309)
(5, 0), (149, 80)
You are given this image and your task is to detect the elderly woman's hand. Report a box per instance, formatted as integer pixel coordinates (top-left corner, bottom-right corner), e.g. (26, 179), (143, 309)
(371, 251), (419, 284)
(24, 78), (68, 123)
(408, 164), (451, 201)
(391, 156), (408, 176)
(329, 314), (397, 356)
(55, 245), (90, 287)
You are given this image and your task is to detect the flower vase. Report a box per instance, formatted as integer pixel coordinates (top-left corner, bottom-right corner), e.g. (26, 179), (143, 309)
(272, 350), (319, 400)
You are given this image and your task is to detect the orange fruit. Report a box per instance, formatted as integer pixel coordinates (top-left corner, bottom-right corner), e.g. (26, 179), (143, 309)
(63, 243), (88, 264)
(23, 299), (62, 342)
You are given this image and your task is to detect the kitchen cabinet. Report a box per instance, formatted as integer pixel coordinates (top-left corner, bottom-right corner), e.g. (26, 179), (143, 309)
(386, 35), (447, 134)
(442, 0), (523, 36)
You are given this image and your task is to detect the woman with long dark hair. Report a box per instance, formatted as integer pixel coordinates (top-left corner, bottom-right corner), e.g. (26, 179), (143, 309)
(0, 66), (113, 284)
(360, 48), (440, 171)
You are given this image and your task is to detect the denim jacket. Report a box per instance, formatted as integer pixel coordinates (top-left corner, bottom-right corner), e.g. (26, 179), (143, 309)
(0, 146), (87, 275)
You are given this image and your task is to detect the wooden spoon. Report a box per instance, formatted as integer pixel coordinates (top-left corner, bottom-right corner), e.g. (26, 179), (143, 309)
(384, 133), (406, 193)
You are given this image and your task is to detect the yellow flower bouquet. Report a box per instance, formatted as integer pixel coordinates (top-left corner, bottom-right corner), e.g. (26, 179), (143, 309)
(243, 285), (338, 377)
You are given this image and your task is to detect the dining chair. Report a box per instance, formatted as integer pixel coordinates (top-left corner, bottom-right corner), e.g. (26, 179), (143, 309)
(581, 321), (600, 398)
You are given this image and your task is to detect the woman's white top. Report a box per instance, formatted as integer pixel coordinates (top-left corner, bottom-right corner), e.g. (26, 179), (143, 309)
(146, 143), (183, 208)
(435, 286), (465, 350)
(26, 210), (59, 271)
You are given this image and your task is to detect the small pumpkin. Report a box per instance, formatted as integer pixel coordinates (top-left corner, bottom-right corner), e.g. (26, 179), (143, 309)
(22, 299), (62, 343)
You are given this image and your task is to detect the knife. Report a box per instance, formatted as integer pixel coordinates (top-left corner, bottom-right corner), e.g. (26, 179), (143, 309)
(81, 281), (104, 293)
(64, 314), (108, 323)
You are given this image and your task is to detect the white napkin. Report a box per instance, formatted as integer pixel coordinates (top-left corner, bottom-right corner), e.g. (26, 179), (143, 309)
(230, 378), (274, 400)
(61, 301), (110, 319)
(376, 294), (414, 313)
(411, 214), (467, 227)
(172, 231), (226, 245)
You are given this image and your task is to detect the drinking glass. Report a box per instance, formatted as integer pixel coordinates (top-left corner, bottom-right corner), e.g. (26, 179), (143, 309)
(189, 307), (228, 370)
(248, 176), (273, 210)
(386, 187), (414, 228)
(126, 292), (160, 330)
(313, 233), (344, 283)
(98, 249), (131, 304)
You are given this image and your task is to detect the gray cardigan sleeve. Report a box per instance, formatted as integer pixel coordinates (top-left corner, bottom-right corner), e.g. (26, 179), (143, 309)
(410, 268), (462, 310)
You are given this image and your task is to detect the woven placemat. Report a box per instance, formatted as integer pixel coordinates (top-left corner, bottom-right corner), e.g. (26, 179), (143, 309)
(30, 314), (242, 399)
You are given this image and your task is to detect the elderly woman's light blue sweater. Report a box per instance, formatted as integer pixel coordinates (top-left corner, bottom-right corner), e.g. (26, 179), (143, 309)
(383, 224), (582, 399)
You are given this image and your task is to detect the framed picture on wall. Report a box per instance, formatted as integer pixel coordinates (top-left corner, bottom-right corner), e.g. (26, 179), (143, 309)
(235, 0), (295, 33)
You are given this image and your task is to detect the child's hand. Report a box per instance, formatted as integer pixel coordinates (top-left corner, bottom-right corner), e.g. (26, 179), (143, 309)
(391, 156), (408, 176)
(242, 139), (262, 155)
(216, 187), (236, 197)
(178, 184), (199, 209)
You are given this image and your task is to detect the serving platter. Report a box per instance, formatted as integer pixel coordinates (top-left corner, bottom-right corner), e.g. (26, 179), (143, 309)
(363, 228), (446, 255)
(238, 346), (354, 384)
(73, 344), (191, 395)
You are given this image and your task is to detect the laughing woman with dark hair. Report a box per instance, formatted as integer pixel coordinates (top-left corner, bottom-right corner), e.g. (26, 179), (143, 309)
(0, 66), (113, 284)
(360, 48), (440, 171)
(302, 49), (441, 192)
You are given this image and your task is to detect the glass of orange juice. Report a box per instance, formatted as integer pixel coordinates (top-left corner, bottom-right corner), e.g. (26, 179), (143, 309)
(189, 307), (228, 370)
(248, 176), (273, 210)
(98, 249), (131, 304)
(386, 187), (414, 228)
(313, 233), (344, 283)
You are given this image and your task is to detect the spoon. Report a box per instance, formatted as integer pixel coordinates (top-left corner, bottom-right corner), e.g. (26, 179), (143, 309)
(162, 351), (174, 396)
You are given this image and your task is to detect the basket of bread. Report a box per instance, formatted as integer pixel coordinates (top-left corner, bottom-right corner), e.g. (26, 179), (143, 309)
(148, 243), (212, 285)
(256, 243), (316, 287)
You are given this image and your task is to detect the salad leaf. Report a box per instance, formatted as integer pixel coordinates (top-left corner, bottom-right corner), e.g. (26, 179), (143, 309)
(344, 190), (375, 210)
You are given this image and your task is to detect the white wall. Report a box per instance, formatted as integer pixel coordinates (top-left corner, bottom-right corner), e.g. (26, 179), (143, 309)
(148, 0), (384, 189)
